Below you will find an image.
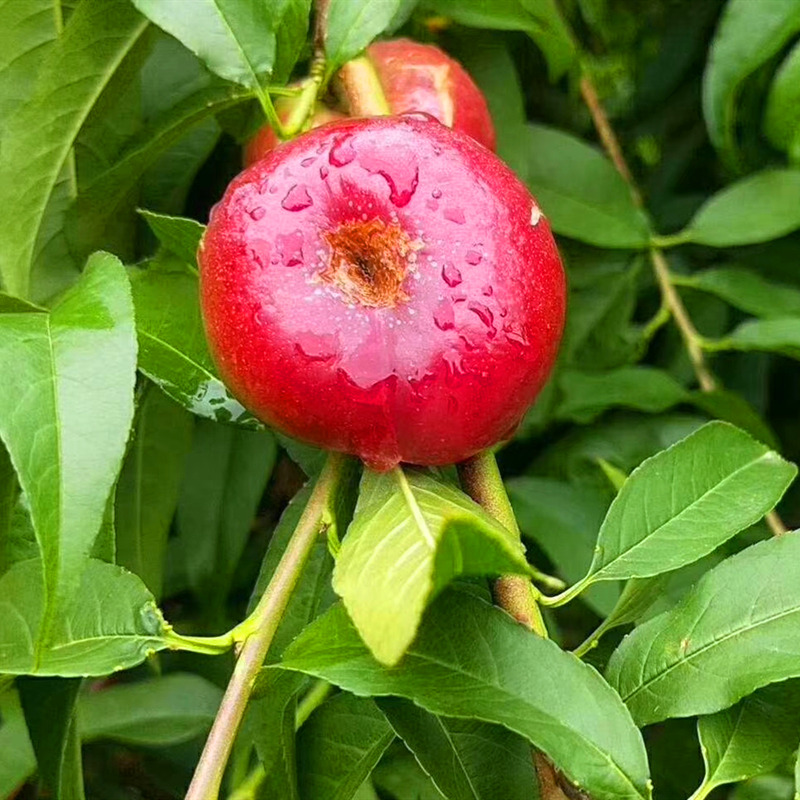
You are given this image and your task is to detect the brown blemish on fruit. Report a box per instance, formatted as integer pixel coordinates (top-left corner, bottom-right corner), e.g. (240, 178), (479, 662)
(320, 218), (422, 308)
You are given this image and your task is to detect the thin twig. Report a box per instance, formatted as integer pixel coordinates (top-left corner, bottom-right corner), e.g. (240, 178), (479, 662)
(186, 453), (348, 800)
(577, 71), (789, 533)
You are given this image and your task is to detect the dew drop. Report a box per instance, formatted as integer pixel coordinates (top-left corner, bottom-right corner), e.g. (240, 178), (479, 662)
(444, 207), (465, 225)
(295, 332), (338, 362)
(468, 302), (496, 334)
(319, 164), (330, 179)
(433, 299), (455, 331)
(465, 249), (482, 265)
(329, 135), (356, 166)
(504, 324), (528, 348)
(441, 262), (462, 287)
(276, 229), (304, 267)
(301, 156), (316, 167)
(248, 206), (266, 221)
(281, 184), (313, 212)
(482, 284), (494, 297)
(358, 148), (419, 207)
(431, 188), (443, 199)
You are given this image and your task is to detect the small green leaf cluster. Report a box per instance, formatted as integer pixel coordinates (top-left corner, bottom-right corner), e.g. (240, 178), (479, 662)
(2, 1), (800, 800)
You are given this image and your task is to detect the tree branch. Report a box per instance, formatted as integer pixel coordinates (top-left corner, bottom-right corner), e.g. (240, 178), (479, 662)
(185, 453), (349, 800)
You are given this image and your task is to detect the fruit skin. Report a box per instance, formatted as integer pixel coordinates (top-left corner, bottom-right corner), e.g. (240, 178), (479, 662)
(200, 115), (565, 471)
(366, 38), (496, 152)
(244, 99), (345, 167)
(244, 39), (496, 166)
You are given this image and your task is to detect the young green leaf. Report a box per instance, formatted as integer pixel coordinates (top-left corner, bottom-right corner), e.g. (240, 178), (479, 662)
(673, 267), (800, 320)
(703, 0), (800, 158)
(421, 0), (576, 80)
(175, 420), (277, 607)
(0, 558), (169, 676)
(715, 317), (800, 360)
(522, 125), (651, 249)
(733, 776), (794, 800)
(373, 748), (445, 800)
(692, 681), (800, 798)
(130, 264), (261, 428)
(557, 366), (689, 423)
(139, 210), (206, 268)
(607, 532), (800, 725)
(79, 673), (222, 746)
(764, 40), (800, 153)
(566, 422), (795, 592)
(116, 384), (194, 600)
(0, 0), (148, 298)
(378, 698), (539, 800)
(683, 170), (800, 246)
(283, 590), (651, 800)
(18, 677), (84, 800)
(333, 468), (531, 666)
(131, 0), (278, 89)
(0, 253), (137, 651)
(507, 477), (618, 616)
(324, 0), (408, 74)
(297, 692), (394, 800)
(261, 695), (300, 800)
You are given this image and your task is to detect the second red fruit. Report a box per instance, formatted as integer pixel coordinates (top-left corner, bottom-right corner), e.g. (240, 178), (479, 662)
(244, 39), (495, 165)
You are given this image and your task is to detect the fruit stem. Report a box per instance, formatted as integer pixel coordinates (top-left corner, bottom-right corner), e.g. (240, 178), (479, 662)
(185, 452), (349, 800)
(575, 63), (789, 539)
(457, 452), (548, 638)
(335, 55), (392, 116)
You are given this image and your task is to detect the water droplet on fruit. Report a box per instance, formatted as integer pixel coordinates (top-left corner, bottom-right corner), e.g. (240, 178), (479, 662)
(359, 149), (419, 207)
(433, 299), (455, 331)
(465, 250), (482, 265)
(276, 229), (304, 267)
(504, 324), (528, 349)
(431, 189), (442, 199)
(441, 262), (462, 287)
(468, 302), (496, 335)
(301, 156), (316, 167)
(319, 164), (329, 179)
(444, 207), (465, 224)
(482, 284), (493, 297)
(295, 331), (338, 362)
(281, 185), (313, 211)
(329, 135), (356, 166)
(248, 206), (265, 221)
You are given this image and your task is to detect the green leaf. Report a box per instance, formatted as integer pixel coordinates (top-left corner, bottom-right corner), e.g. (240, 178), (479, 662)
(130, 263), (261, 427)
(0, 0), (147, 298)
(79, 673), (222, 746)
(421, 0), (576, 80)
(522, 125), (651, 248)
(131, 0), (277, 88)
(332, 468), (531, 666)
(673, 267), (800, 320)
(325, 0), (408, 74)
(694, 681), (800, 796)
(571, 422), (795, 588)
(373, 748), (444, 800)
(378, 698), (539, 800)
(18, 677), (84, 800)
(703, 0), (800, 158)
(0, 690), (36, 798)
(507, 477), (618, 616)
(765, 40), (800, 152)
(557, 367), (689, 423)
(297, 692), (394, 800)
(733, 776), (794, 800)
(717, 317), (800, 360)
(140, 211), (206, 268)
(690, 389), (779, 450)
(0, 441), (18, 554)
(607, 532), (800, 725)
(116, 384), (194, 600)
(684, 170), (800, 247)
(0, 558), (169, 676)
(175, 419), (276, 605)
(261, 692), (300, 800)
(283, 590), (651, 800)
(69, 81), (250, 263)
(0, 253), (137, 651)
